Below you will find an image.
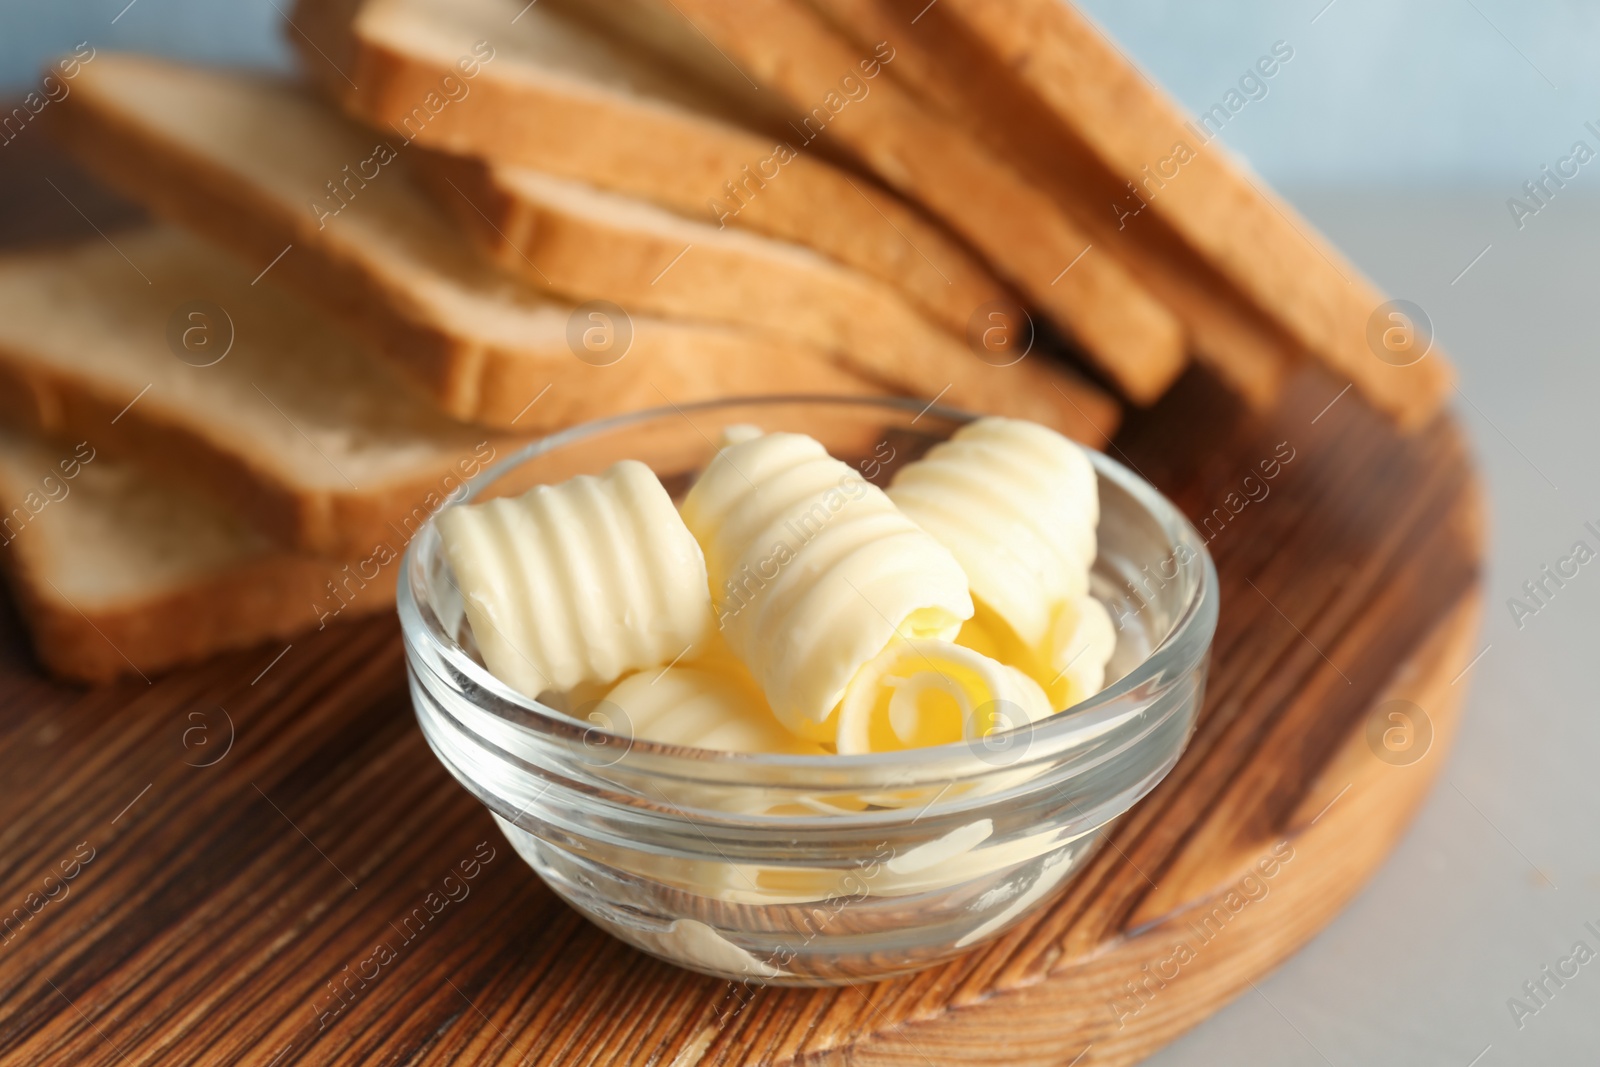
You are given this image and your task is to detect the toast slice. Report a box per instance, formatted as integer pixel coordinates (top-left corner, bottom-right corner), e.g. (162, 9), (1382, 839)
(0, 227), (512, 558)
(904, 0), (1452, 426)
(44, 57), (879, 431)
(415, 151), (1121, 437)
(804, 0), (1295, 410)
(542, 0), (1188, 404)
(289, 0), (1011, 340)
(0, 422), (393, 685)
(48, 56), (1114, 442)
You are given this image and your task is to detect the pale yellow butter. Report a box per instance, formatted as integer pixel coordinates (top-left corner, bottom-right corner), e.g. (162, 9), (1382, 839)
(889, 416), (1097, 650)
(680, 432), (972, 741)
(600, 665), (824, 755)
(891, 417), (1113, 710)
(835, 639), (1052, 755)
(437, 459), (713, 698)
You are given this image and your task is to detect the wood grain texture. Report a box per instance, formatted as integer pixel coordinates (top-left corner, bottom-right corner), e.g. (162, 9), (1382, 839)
(0, 143), (1482, 1066)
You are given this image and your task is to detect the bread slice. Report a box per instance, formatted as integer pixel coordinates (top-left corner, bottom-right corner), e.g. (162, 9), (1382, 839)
(0, 227), (514, 557)
(44, 56), (879, 431)
(47, 56), (1112, 442)
(413, 151), (1121, 437)
(289, 0), (1011, 340)
(804, 0), (1294, 410)
(899, 0), (1453, 426)
(539, 0), (1188, 404)
(0, 228), (886, 558)
(0, 421), (393, 685)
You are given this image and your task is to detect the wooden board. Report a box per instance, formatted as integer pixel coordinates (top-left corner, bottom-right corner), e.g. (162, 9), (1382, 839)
(0, 140), (1482, 1066)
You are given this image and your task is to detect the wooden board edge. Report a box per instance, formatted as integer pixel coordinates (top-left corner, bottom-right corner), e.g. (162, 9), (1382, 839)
(787, 584), (1483, 1066)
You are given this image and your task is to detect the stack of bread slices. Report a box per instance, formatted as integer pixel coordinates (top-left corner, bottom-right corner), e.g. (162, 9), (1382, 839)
(0, 0), (1449, 684)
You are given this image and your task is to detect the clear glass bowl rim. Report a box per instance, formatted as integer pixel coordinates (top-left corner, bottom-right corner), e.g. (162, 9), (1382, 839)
(397, 394), (1218, 773)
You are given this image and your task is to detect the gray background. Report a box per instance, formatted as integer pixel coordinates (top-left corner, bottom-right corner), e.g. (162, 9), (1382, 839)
(3, 1), (1595, 1064)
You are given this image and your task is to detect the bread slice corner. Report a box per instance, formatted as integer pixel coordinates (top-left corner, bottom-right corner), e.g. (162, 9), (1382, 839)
(0, 226), (520, 558)
(0, 422), (394, 685)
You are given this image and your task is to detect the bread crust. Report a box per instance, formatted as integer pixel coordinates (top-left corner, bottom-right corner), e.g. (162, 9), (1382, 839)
(805, 0), (1296, 411)
(418, 152), (979, 380)
(561, 0), (1186, 403)
(0, 422), (397, 685)
(294, 0), (1012, 339)
(47, 57), (1118, 447)
(44, 59), (880, 433)
(3, 547), (394, 685)
(0, 231), (895, 559)
(927, 0), (1452, 426)
(415, 153), (1122, 442)
(0, 344), (505, 559)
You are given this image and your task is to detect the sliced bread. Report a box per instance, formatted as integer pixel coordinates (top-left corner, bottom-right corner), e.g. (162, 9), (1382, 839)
(48, 56), (1111, 441)
(805, 0), (1295, 410)
(0, 421), (392, 685)
(289, 0), (1011, 339)
(901, 0), (1452, 426)
(0, 227), (510, 558)
(44, 57), (879, 431)
(414, 151), (1121, 435)
(544, 0), (1188, 404)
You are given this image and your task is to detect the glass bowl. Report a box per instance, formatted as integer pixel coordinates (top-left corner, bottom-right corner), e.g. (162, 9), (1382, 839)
(398, 396), (1217, 986)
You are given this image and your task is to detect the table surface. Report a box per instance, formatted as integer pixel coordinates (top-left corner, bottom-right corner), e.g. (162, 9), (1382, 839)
(0, 132), (1581, 1065)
